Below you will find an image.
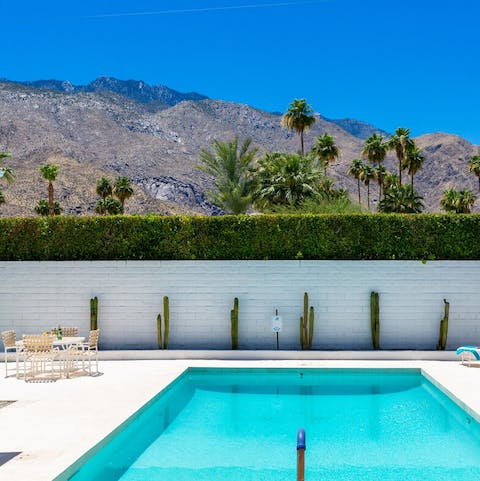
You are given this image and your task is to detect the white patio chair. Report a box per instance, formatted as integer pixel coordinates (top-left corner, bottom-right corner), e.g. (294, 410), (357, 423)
(51, 326), (78, 337)
(1, 330), (21, 378)
(22, 335), (60, 382)
(68, 330), (100, 376)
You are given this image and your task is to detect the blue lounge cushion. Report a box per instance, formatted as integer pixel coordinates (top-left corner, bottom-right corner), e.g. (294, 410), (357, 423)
(456, 346), (480, 360)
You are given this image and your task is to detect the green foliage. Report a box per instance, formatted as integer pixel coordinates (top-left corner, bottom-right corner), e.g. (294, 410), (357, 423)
(441, 189), (476, 214)
(253, 152), (323, 209)
(312, 133), (339, 174)
(230, 297), (239, 350)
(96, 177), (113, 200)
(40, 163), (59, 182)
(379, 184), (424, 213)
(0, 190), (4, 206)
(437, 299), (450, 350)
(0, 152), (15, 185)
(90, 296), (98, 330)
(347, 158), (364, 204)
(300, 292), (314, 350)
(2, 214), (480, 261)
(468, 155), (480, 192)
(113, 177), (134, 213)
(197, 138), (257, 214)
(268, 197), (362, 214)
(35, 199), (63, 216)
(370, 292), (380, 350)
(281, 98), (316, 154)
(95, 196), (122, 215)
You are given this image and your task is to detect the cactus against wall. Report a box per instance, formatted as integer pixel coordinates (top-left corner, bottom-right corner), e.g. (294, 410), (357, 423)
(156, 296), (170, 349)
(90, 296), (98, 331)
(300, 292), (314, 350)
(437, 299), (450, 350)
(370, 291), (380, 350)
(231, 297), (239, 350)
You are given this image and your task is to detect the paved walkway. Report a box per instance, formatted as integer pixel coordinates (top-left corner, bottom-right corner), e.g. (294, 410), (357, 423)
(0, 359), (479, 481)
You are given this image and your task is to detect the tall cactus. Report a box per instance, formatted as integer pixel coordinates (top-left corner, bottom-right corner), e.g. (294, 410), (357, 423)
(370, 291), (380, 350)
(90, 296), (98, 330)
(300, 292), (314, 350)
(437, 299), (450, 350)
(156, 296), (170, 349)
(163, 296), (169, 350)
(231, 297), (239, 350)
(157, 313), (163, 349)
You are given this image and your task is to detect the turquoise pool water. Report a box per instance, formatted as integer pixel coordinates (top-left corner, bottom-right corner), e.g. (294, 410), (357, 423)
(65, 369), (480, 481)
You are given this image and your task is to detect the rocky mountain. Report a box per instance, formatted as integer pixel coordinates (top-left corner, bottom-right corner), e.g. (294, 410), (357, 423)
(326, 118), (390, 140)
(0, 79), (478, 216)
(1, 77), (207, 109)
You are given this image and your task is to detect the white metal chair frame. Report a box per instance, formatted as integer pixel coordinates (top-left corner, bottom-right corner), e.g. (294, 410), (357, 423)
(1, 330), (22, 378)
(22, 335), (60, 382)
(75, 330), (100, 376)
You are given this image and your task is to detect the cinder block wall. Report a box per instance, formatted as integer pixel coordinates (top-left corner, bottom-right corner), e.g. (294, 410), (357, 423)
(0, 261), (479, 350)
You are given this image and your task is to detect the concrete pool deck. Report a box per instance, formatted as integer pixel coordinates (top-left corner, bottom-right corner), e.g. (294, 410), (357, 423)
(0, 358), (479, 481)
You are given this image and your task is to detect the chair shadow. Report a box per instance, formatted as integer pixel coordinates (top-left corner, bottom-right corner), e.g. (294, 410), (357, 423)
(0, 452), (21, 467)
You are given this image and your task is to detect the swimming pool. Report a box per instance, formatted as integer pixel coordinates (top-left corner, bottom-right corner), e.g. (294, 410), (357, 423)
(61, 368), (480, 481)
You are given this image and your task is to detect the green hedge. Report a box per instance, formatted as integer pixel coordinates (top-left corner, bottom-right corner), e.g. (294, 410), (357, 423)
(0, 214), (479, 261)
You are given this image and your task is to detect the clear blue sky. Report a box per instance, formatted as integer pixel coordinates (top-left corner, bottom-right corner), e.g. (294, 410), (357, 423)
(2, 0), (480, 143)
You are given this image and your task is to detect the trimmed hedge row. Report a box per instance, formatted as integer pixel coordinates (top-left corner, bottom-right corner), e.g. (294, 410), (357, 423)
(0, 214), (480, 261)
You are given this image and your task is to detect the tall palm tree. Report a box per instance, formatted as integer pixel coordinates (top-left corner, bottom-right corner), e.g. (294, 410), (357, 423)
(39, 163), (59, 216)
(379, 184), (424, 213)
(281, 99), (316, 155)
(373, 165), (389, 199)
(404, 144), (425, 190)
(113, 177), (134, 213)
(197, 137), (258, 214)
(468, 155), (480, 192)
(347, 159), (364, 204)
(96, 177), (113, 200)
(253, 152), (322, 209)
(387, 128), (414, 186)
(362, 134), (388, 197)
(312, 133), (339, 174)
(359, 164), (375, 210)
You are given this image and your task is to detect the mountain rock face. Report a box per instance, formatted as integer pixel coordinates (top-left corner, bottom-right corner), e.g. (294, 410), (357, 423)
(0, 78), (478, 216)
(327, 118), (390, 140)
(2, 77), (207, 108)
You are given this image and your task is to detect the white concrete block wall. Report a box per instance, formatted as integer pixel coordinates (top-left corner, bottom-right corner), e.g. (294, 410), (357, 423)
(0, 260), (479, 350)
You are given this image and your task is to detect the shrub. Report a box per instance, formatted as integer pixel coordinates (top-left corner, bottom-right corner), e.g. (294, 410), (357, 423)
(0, 214), (479, 261)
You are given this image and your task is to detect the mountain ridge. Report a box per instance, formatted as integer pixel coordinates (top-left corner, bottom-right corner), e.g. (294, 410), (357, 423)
(0, 79), (478, 216)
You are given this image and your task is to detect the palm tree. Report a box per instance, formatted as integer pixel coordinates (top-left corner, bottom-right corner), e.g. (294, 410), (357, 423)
(379, 184), (424, 213)
(253, 152), (322, 209)
(96, 195), (122, 215)
(347, 159), (364, 204)
(383, 172), (399, 191)
(359, 164), (375, 210)
(387, 128), (414, 186)
(197, 137), (258, 214)
(96, 177), (113, 200)
(441, 189), (476, 213)
(312, 133), (339, 174)
(0, 151), (15, 208)
(373, 165), (388, 199)
(113, 177), (134, 213)
(404, 144), (425, 190)
(468, 155), (480, 192)
(281, 99), (316, 155)
(35, 199), (62, 216)
(39, 163), (59, 216)
(362, 134), (388, 197)
(0, 152), (15, 184)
